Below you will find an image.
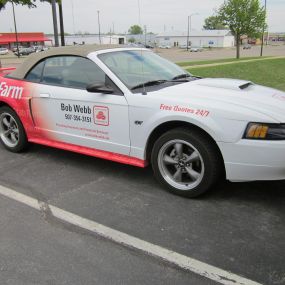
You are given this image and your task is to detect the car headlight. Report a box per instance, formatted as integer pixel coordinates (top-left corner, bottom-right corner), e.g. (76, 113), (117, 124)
(244, 123), (285, 140)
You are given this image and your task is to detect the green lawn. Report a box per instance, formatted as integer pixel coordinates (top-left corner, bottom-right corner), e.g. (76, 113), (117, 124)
(186, 58), (285, 91)
(177, 56), (271, 67)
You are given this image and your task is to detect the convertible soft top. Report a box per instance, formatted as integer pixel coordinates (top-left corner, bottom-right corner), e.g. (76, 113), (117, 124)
(9, 44), (123, 80)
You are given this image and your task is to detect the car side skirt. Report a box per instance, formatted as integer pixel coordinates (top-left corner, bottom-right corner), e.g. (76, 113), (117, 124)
(29, 138), (148, 168)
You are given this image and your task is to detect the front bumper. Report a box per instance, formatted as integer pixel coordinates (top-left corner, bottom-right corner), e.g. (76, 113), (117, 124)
(218, 140), (285, 182)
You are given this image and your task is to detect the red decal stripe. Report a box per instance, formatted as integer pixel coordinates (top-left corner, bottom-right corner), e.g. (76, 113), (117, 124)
(29, 138), (147, 168)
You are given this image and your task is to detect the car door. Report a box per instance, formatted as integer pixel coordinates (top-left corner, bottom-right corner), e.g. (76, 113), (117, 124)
(28, 55), (130, 156)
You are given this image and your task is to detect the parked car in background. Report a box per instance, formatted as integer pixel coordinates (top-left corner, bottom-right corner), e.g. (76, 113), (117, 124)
(41, 46), (49, 51)
(190, 46), (203, 52)
(158, 44), (171, 49)
(127, 43), (146, 48)
(12, 46), (23, 53)
(32, 45), (49, 52)
(31, 45), (41, 52)
(144, 44), (154, 49)
(14, 47), (34, 56)
(243, 44), (252, 50)
(0, 48), (9, 55)
(179, 44), (191, 49)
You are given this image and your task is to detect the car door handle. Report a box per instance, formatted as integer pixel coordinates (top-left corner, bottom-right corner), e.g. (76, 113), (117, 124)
(39, 93), (50, 98)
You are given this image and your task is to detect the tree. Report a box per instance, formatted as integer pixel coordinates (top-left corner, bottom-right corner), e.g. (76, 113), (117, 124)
(128, 37), (136, 43)
(128, 25), (143, 35)
(203, 15), (226, 30)
(218, 0), (266, 59)
(0, 0), (36, 10)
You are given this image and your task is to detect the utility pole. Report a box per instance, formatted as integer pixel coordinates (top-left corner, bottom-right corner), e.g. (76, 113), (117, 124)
(260, 0), (267, 56)
(71, 0), (76, 35)
(97, 10), (101, 44)
(187, 13), (198, 51)
(11, 2), (20, 58)
(51, 0), (59, 47)
(189, 13), (199, 33)
(187, 16), (190, 51)
(144, 25), (147, 46)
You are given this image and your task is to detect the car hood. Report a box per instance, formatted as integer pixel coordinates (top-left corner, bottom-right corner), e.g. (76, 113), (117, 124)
(149, 78), (285, 122)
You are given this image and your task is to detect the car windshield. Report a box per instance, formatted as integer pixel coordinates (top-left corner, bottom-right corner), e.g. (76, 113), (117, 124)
(98, 50), (191, 90)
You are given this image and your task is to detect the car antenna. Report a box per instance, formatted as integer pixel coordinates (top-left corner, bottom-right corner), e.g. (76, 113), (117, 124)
(138, 0), (147, 95)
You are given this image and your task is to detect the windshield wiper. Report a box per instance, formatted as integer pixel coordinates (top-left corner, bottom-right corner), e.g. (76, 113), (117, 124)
(131, 80), (167, 90)
(171, 74), (191, 80)
(131, 75), (193, 91)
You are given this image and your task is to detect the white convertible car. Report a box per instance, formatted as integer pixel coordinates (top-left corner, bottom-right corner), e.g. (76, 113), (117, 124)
(0, 45), (284, 197)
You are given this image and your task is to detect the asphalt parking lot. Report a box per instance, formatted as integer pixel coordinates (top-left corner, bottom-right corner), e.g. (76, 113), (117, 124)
(0, 143), (285, 285)
(1, 43), (285, 67)
(158, 44), (285, 62)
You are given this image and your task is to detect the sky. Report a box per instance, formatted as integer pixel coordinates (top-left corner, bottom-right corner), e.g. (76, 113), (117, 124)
(0, 0), (284, 34)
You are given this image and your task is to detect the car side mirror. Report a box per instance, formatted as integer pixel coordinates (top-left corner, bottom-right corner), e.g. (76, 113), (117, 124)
(86, 83), (114, 94)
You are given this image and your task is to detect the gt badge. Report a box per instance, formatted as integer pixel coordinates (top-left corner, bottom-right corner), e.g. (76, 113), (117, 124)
(94, 106), (109, 126)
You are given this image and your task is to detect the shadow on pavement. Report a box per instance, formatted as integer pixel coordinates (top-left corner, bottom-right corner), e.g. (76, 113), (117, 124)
(27, 144), (285, 205)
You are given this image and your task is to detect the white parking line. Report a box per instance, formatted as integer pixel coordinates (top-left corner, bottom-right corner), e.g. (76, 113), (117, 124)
(0, 185), (262, 285)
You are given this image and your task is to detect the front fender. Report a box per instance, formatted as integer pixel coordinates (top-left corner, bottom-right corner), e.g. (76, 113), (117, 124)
(129, 105), (248, 160)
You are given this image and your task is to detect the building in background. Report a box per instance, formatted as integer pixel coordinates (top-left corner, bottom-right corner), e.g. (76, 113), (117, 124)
(155, 30), (235, 48)
(0, 32), (52, 49)
(48, 34), (126, 46)
(101, 35), (126, 45)
(268, 33), (285, 42)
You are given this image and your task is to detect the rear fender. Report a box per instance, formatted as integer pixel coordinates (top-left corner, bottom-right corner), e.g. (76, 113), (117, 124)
(0, 76), (36, 138)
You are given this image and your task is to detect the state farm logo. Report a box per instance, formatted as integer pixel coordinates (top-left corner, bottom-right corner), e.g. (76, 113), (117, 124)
(0, 82), (23, 99)
(94, 106), (109, 126)
(96, 111), (106, 120)
(272, 94), (285, 101)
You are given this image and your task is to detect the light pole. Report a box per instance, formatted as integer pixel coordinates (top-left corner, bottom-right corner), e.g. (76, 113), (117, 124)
(186, 13), (198, 51)
(260, 0), (267, 57)
(71, 0), (76, 35)
(97, 10), (101, 44)
(11, 2), (20, 58)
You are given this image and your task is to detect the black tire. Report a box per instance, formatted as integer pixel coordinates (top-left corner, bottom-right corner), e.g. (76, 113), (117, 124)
(0, 106), (28, 152)
(151, 127), (223, 198)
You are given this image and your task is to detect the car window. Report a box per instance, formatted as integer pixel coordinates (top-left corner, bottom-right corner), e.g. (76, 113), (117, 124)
(41, 56), (106, 89)
(102, 51), (161, 76)
(25, 60), (45, 83)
